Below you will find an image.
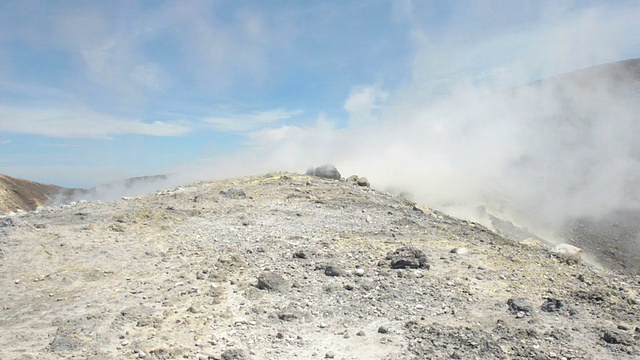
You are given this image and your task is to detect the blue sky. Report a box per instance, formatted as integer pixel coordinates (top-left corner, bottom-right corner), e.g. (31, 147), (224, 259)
(1, 0), (639, 188)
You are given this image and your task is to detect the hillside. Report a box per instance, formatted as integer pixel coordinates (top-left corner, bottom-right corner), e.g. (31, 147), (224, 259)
(0, 173), (173, 214)
(0, 172), (638, 359)
(0, 174), (72, 213)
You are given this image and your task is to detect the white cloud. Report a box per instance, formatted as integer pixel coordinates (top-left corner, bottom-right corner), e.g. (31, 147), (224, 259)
(202, 109), (303, 133)
(0, 139), (10, 144)
(344, 85), (388, 127)
(0, 105), (190, 138)
(406, 1), (640, 90)
(150, 1), (294, 89)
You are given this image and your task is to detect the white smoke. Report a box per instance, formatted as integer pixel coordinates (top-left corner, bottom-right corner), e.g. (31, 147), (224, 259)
(60, 1), (640, 243)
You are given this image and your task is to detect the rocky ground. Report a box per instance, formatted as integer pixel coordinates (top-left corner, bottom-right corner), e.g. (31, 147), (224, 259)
(1, 172), (639, 359)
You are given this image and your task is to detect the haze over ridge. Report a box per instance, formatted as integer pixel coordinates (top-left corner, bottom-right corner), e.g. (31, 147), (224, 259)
(1, 1), (639, 239)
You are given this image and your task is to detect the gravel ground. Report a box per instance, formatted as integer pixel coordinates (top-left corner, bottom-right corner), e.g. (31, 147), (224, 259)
(1, 172), (638, 359)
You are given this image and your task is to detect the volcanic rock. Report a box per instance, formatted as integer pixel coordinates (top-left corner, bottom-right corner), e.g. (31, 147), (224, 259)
(220, 187), (247, 198)
(386, 246), (430, 269)
(305, 164), (341, 180)
(256, 272), (288, 292)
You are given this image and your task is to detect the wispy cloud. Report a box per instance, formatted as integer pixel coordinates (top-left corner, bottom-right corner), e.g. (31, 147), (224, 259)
(0, 139), (10, 144)
(0, 105), (190, 138)
(344, 85), (388, 127)
(202, 109), (303, 133)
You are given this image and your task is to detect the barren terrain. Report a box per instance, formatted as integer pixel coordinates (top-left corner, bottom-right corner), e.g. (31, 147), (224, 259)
(1, 172), (638, 359)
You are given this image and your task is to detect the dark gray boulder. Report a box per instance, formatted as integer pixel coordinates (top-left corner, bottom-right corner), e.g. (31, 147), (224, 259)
(507, 298), (533, 314)
(256, 272), (288, 292)
(540, 298), (565, 312)
(386, 247), (430, 269)
(324, 264), (346, 277)
(220, 188), (246, 198)
(306, 164), (341, 180)
(221, 348), (249, 360)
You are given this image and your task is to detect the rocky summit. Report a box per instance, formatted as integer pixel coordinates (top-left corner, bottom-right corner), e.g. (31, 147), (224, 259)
(1, 172), (639, 359)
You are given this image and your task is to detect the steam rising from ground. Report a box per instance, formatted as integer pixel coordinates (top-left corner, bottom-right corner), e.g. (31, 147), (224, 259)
(67, 59), (640, 247)
(54, 2), (640, 245)
(162, 61), (640, 242)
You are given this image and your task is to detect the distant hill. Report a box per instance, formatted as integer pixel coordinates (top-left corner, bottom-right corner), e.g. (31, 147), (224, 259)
(0, 174), (75, 213)
(0, 173), (175, 213)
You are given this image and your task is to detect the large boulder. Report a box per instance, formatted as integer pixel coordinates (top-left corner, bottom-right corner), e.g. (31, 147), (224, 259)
(305, 164), (341, 180)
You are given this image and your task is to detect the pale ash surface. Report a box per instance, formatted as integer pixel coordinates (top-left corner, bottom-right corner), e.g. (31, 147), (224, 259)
(0, 173), (638, 359)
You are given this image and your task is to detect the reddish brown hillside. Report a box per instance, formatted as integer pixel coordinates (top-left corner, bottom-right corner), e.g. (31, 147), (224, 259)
(0, 174), (67, 212)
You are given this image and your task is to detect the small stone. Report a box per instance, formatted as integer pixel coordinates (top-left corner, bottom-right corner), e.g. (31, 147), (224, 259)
(378, 326), (389, 334)
(617, 323), (632, 331)
(386, 247), (430, 269)
(187, 305), (202, 314)
(256, 272), (288, 292)
(541, 298), (565, 312)
(450, 247), (468, 255)
(356, 177), (370, 187)
(319, 322), (327, 328)
(356, 330), (365, 336)
(551, 243), (582, 262)
(221, 348), (248, 360)
(603, 330), (634, 345)
(325, 351), (336, 359)
(507, 298), (532, 315)
(220, 188), (246, 199)
(14, 279), (20, 284)
(278, 312), (298, 321)
(324, 264), (346, 277)
(293, 250), (308, 259)
(354, 268), (365, 277)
